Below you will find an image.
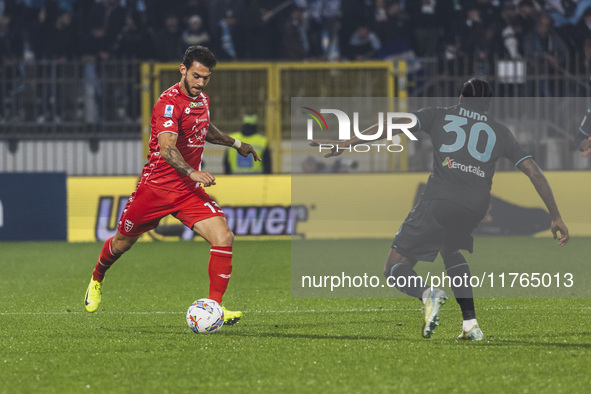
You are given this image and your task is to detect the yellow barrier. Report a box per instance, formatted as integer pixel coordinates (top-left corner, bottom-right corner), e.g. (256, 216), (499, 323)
(489, 171), (591, 236)
(67, 175), (294, 242)
(293, 171), (591, 239)
(68, 172), (590, 242)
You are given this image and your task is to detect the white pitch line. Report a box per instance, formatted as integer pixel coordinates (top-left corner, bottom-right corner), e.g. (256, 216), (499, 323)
(1, 305), (590, 316)
(0, 308), (414, 315)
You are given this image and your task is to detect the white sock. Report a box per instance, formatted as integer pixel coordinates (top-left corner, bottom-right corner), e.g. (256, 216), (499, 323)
(463, 318), (478, 332)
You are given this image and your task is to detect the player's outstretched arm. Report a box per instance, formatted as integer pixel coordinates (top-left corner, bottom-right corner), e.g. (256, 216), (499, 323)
(517, 158), (569, 246)
(158, 132), (216, 187)
(207, 123), (261, 161)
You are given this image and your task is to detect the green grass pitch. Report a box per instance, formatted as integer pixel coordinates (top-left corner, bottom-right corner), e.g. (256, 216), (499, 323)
(1, 238), (590, 393)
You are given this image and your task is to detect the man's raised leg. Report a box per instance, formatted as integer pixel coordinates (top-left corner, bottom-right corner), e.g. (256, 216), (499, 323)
(383, 248), (447, 338)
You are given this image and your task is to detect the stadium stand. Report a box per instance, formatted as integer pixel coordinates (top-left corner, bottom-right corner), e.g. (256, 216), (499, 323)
(1, 0), (590, 174)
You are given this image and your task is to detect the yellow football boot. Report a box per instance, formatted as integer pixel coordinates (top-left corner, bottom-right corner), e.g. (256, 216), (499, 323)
(221, 306), (242, 326)
(84, 278), (102, 313)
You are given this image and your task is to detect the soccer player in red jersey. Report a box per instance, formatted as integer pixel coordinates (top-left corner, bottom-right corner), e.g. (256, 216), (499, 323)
(84, 46), (260, 325)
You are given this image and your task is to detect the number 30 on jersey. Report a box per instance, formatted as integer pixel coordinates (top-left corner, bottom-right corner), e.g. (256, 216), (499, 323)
(440, 115), (496, 162)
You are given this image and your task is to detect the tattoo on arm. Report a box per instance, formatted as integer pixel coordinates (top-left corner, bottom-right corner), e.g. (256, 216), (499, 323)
(206, 123), (234, 146)
(161, 145), (194, 176)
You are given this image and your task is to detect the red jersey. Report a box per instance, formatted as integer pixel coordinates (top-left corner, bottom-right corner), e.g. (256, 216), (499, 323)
(141, 83), (210, 192)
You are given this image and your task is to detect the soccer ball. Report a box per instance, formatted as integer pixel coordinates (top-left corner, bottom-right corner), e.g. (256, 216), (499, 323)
(186, 298), (224, 334)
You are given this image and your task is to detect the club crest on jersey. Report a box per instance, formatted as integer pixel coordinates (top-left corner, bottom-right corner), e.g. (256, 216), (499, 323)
(124, 219), (134, 233)
(164, 105), (174, 117)
(189, 101), (203, 108)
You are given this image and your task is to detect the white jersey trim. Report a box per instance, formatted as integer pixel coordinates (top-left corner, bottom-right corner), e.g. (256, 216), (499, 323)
(156, 130), (178, 137)
(210, 248), (233, 255)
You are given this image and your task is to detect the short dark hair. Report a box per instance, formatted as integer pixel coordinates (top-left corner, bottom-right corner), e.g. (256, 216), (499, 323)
(459, 78), (493, 111)
(182, 46), (217, 70)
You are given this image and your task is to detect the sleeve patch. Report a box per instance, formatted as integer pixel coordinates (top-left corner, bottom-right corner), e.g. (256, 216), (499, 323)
(164, 105), (174, 117)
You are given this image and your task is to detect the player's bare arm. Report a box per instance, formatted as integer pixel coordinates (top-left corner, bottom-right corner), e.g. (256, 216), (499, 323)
(517, 158), (569, 246)
(208, 123), (262, 161)
(158, 132), (216, 187)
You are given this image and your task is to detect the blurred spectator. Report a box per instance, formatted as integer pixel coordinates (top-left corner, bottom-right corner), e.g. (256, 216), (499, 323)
(181, 0), (210, 31)
(546, 0), (581, 27)
(502, 16), (525, 59)
(577, 36), (591, 95)
(282, 6), (309, 60)
(340, 0), (372, 58)
(524, 13), (569, 95)
(113, 11), (154, 59)
(372, 0), (410, 46)
(347, 25), (382, 60)
(210, 0), (248, 60)
(500, 3), (524, 59)
(573, 7), (591, 48)
(559, 0), (578, 19)
(458, 6), (494, 75)
(144, 0), (183, 29)
(255, 0), (294, 60)
(241, 0), (276, 60)
(0, 14), (24, 62)
(88, 0), (126, 53)
(112, 11), (154, 122)
(216, 9), (240, 60)
(153, 14), (183, 61)
(373, 0), (389, 40)
(181, 14), (210, 48)
(516, 0), (538, 34)
(79, 13), (113, 125)
(499, 1), (518, 27)
(35, 8), (79, 123)
(473, 26), (496, 76)
(406, 0), (447, 57)
(459, 6), (485, 52)
(580, 37), (591, 73)
(307, 0), (341, 60)
(37, 10), (78, 60)
(473, 0), (503, 29)
(0, 14), (25, 123)
(81, 17), (111, 61)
